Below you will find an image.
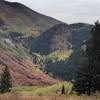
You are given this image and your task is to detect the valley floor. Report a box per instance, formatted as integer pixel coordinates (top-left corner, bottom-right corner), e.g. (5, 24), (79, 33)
(0, 82), (99, 100)
(0, 93), (100, 100)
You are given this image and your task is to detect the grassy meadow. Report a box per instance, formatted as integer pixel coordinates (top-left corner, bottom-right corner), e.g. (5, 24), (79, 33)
(0, 82), (100, 100)
(11, 82), (73, 95)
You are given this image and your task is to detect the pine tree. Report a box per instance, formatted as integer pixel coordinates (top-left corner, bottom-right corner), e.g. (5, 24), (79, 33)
(0, 65), (12, 93)
(73, 21), (100, 95)
(61, 84), (65, 94)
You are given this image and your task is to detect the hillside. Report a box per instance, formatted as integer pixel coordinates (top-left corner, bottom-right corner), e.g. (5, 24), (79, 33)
(0, 0), (61, 35)
(0, 0), (60, 86)
(22, 23), (92, 81)
(0, 40), (58, 86)
(28, 24), (72, 54)
(0, 0), (93, 85)
(65, 23), (92, 79)
(38, 23), (92, 80)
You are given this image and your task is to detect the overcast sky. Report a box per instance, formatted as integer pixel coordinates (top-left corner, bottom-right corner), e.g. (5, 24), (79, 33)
(6, 0), (100, 24)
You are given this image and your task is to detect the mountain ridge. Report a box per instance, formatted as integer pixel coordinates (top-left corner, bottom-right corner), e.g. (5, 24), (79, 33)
(0, 0), (61, 86)
(0, 0), (93, 85)
(0, 0), (61, 35)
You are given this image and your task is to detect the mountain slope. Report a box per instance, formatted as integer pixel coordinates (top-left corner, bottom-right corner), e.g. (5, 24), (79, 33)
(0, 40), (58, 86)
(40, 23), (93, 80)
(23, 22), (92, 81)
(0, 0), (94, 84)
(28, 24), (72, 54)
(65, 23), (92, 79)
(0, 0), (60, 86)
(0, 0), (61, 35)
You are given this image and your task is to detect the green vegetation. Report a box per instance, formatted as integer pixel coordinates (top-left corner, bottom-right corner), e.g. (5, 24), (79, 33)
(11, 82), (73, 96)
(31, 50), (73, 79)
(0, 66), (12, 93)
(11, 86), (38, 94)
(46, 50), (72, 63)
(0, 40), (32, 61)
(32, 50), (72, 65)
(33, 82), (73, 95)
(73, 21), (100, 95)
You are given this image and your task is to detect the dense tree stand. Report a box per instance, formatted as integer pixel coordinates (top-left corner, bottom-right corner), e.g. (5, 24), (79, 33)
(0, 65), (12, 93)
(73, 21), (100, 95)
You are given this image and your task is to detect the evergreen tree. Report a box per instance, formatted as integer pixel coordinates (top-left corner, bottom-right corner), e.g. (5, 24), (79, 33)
(0, 65), (12, 93)
(61, 84), (65, 94)
(73, 21), (100, 95)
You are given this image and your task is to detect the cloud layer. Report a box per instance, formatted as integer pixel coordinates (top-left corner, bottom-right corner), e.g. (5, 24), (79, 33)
(6, 0), (100, 24)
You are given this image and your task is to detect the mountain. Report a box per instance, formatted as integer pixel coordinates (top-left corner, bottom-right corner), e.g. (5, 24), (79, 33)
(23, 22), (92, 81)
(27, 24), (72, 54)
(0, 0), (61, 35)
(40, 23), (93, 80)
(65, 23), (93, 79)
(0, 0), (60, 86)
(0, 35), (58, 86)
(0, 0), (93, 85)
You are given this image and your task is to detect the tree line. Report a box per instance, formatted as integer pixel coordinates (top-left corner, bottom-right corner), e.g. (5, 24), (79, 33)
(0, 65), (12, 93)
(73, 21), (100, 95)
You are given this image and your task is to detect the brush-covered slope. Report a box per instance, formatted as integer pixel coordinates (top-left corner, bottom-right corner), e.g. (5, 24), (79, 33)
(0, 0), (61, 35)
(0, 0), (60, 86)
(0, 0), (93, 83)
(64, 23), (92, 79)
(23, 22), (92, 81)
(0, 40), (58, 86)
(40, 23), (92, 80)
(28, 24), (72, 54)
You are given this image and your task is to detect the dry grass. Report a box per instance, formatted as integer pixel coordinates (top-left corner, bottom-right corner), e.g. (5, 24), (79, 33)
(0, 93), (99, 100)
